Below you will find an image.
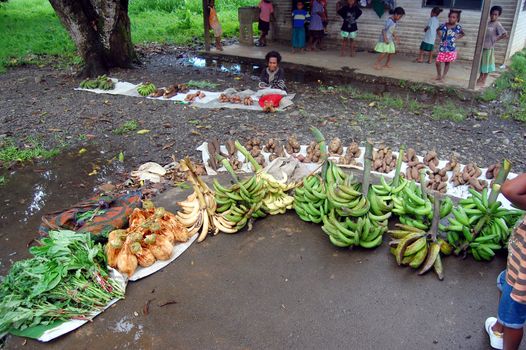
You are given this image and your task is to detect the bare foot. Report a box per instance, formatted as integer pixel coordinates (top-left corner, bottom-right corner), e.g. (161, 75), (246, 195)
(434, 75), (442, 81)
(340, 51), (345, 57)
(415, 59), (424, 63)
(383, 64), (392, 69)
(477, 80), (485, 87)
(373, 64), (383, 70)
(350, 52), (355, 57)
(427, 60), (432, 64)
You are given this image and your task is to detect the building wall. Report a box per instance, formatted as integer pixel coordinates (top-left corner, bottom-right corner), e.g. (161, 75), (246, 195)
(270, 0), (517, 63)
(508, 0), (526, 57)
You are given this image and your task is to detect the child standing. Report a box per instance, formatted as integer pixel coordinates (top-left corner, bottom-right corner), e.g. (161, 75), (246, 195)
(320, 0), (329, 33)
(257, 0), (274, 47)
(435, 9), (464, 82)
(373, 7), (405, 70)
(485, 173), (526, 350)
(208, 0), (223, 51)
(259, 51), (287, 91)
(477, 6), (508, 86)
(338, 0), (362, 57)
(307, 0), (325, 51)
(416, 7), (442, 63)
(292, 1), (310, 53)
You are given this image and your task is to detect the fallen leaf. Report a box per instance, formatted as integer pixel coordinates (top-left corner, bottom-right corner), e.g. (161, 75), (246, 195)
(159, 300), (178, 307)
(118, 151), (125, 162)
(143, 299), (155, 316)
(88, 170), (98, 176)
(368, 102), (376, 107)
(162, 141), (176, 150)
(137, 129), (150, 134)
(78, 148), (88, 155)
(191, 130), (202, 136)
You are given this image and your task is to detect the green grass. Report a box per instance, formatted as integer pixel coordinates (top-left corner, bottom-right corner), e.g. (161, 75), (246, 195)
(0, 138), (60, 166)
(0, 0), (253, 72)
(431, 102), (467, 122)
(113, 120), (139, 135)
(479, 48), (526, 122)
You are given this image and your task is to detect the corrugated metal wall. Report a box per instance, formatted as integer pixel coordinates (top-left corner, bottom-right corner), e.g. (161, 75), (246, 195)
(270, 0), (517, 63)
(508, 1), (526, 57)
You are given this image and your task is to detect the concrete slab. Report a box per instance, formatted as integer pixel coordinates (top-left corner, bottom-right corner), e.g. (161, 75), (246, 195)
(205, 43), (499, 91)
(4, 181), (508, 350)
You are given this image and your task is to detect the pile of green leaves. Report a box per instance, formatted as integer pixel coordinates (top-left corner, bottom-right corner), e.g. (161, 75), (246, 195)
(0, 230), (125, 334)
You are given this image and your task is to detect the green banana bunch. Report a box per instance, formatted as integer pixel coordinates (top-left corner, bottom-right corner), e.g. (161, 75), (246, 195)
(445, 186), (524, 261)
(294, 175), (329, 223)
(392, 180), (434, 231)
(137, 82), (157, 96)
(388, 197), (450, 280)
(79, 75), (115, 90)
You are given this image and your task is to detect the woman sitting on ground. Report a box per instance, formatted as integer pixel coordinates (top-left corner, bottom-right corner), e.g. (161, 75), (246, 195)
(259, 51), (287, 91)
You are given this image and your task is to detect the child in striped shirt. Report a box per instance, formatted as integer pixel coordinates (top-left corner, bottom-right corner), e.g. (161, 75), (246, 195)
(486, 173), (526, 350)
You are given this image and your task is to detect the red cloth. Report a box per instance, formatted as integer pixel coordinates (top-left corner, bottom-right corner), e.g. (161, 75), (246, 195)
(258, 94), (283, 108)
(436, 51), (457, 63)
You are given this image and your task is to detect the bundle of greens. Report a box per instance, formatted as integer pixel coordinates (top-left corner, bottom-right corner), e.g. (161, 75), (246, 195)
(0, 230), (125, 334)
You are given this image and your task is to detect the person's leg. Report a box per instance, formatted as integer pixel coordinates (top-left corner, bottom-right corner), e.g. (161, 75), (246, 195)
(340, 38), (346, 56)
(427, 51), (433, 64)
(383, 53), (393, 68)
(435, 61), (442, 80)
(417, 50), (424, 63)
(374, 53), (386, 69)
(350, 39), (356, 57)
(215, 36), (223, 51)
(503, 327), (523, 350)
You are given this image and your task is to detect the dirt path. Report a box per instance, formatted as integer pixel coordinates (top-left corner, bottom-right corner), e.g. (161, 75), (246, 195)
(0, 47), (525, 177)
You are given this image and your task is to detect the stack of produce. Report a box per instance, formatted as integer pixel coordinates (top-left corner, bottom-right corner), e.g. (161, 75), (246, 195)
(388, 197), (452, 280)
(0, 230), (125, 334)
(425, 167), (449, 193)
(137, 82), (157, 96)
(328, 137), (344, 156)
(184, 91), (206, 102)
(245, 137), (266, 168)
(263, 138), (285, 161)
(163, 84), (189, 99)
(423, 150), (440, 172)
(79, 75), (115, 90)
(176, 158), (240, 241)
(339, 142), (361, 166)
(445, 160), (524, 260)
(106, 201), (192, 277)
(285, 135), (301, 154)
(450, 162), (485, 191)
(372, 146), (397, 173)
(302, 141), (322, 163)
(486, 163), (501, 180)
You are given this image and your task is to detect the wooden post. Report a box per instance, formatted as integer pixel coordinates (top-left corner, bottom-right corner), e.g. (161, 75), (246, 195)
(203, 0), (210, 51)
(468, 0), (492, 90)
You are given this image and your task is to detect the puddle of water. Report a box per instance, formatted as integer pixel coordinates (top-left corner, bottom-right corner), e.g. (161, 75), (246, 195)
(0, 147), (122, 273)
(111, 316), (134, 334)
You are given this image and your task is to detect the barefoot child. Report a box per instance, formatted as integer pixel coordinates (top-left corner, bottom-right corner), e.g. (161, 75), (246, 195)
(485, 173), (526, 350)
(209, 0), (223, 51)
(337, 0), (362, 57)
(307, 0), (325, 51)
(416, 7), (442, 63)
(373, 7), (405, 70)
(477, 6), (508, 86)
(257, 0), (274, 47)
(292, 1), (310, 53)
(259, 51), (287, 91)
(435, 9), (464, 81)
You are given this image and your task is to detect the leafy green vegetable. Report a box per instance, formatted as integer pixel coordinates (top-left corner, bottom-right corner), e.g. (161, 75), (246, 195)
(187, 80), (219, 90)
(0, 230), (125, 334)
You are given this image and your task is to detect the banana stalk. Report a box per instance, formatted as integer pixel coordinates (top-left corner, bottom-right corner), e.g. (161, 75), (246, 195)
(310, 126), (328, 180)
(361, 140), (373, 197)
(429, 193), (441, 242)
(489, 160), (509, 204)
(419, 169), (427, 200)
(392, 145), (405, 187)
(234, 141), (261, 172)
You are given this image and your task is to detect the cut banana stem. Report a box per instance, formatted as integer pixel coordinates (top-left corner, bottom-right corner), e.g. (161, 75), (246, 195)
(392, 145), (405, 187)
(429, 193), (441, 241)
(234, 140), (261, 172)
(361, 140), (373, 197)
(309, 126), (328, 180)
(419, 169), (427, 199)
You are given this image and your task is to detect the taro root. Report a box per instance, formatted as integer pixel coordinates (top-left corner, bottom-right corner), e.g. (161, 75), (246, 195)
(372, 146), (397, 173)
(150, 235), (173, 261)
(423, 150), (440, 172)
(285, 135), (301, 154)
(328, 137), (343, 155)
(403, 148), (418, 163)
(136, 247), (156, 267)
(116, 244), (138, 277)
(486, 163), (501, 180)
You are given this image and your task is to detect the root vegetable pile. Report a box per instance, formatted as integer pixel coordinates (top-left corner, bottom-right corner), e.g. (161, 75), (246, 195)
(423, 150), (440, 172)
(264, 138), (285, 161)
(451, 162), (482, 187)
(339, 142), (362, 166)
(486, 163), (501, 180)
(426, 168), (448, 193)
(328, 138), (344, 156)
(184, 91), (206, 102)
(285, 135), (301, 154)
(372, 146), (397, 173)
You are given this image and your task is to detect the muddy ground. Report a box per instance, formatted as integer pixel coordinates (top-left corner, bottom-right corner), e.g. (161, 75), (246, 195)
(0, 46), (525, 179)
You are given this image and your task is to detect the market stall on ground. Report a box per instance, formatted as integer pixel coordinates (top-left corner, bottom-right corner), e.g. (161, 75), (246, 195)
(0, 127), (523, 344)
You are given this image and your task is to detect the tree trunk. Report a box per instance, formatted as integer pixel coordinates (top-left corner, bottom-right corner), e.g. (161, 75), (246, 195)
(49, 0), (136, 77)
